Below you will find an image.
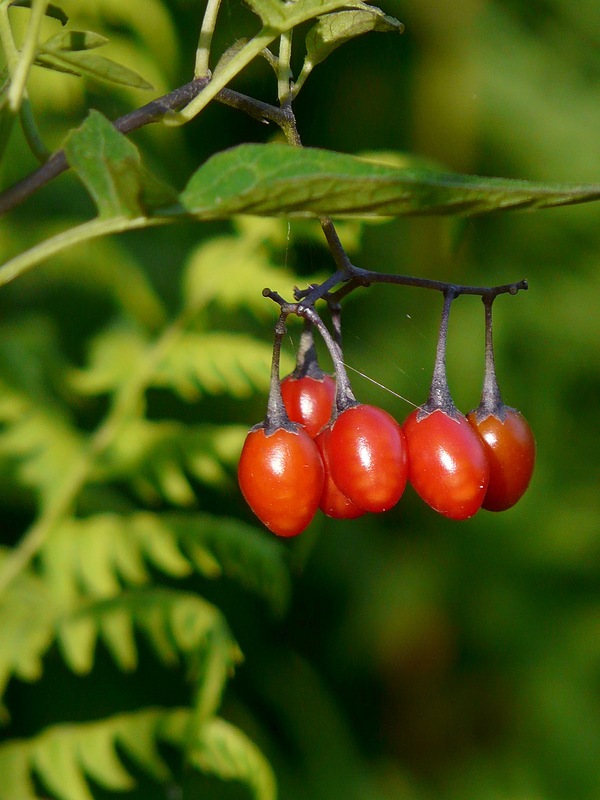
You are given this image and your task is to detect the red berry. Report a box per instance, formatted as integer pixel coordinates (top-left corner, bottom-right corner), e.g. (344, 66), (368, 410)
(238, 425), (324, 537)
(403, 408), (489, 520)
(467, 407), (535, 511)
(280, 374), (336, 438)
(327, 404), (408, 513)
(315, 428), (365, 519)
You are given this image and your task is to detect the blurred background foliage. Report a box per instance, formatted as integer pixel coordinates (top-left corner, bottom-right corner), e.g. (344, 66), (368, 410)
(1, 0), (600, 798)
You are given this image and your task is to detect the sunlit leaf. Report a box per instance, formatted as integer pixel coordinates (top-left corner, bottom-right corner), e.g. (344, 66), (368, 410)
(297, 8), (403, 91)
(64, 110), (145, 218)
(180, 142), (600, 219)
(36, 46), (153, 90)
(42, 30), (109, 52)
(153, 331), (290, 401)
(189, 717), (277, 800)
(0, 549), (58, 699)
(8, 0), (68, 25)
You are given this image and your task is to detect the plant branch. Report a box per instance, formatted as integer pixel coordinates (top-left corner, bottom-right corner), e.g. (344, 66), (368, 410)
(0, 77), (298, 217)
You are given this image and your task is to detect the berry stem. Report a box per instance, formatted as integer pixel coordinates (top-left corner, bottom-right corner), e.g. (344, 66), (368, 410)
(298, 305), (357, 414)
(291, 320), (327, 380)
(264, 311), (296, 435)
(422, 289), (458, 417)
(476, 294), (507, 420)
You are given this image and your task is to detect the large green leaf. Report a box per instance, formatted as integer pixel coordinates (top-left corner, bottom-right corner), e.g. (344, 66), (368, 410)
(180, 143), (600, 219)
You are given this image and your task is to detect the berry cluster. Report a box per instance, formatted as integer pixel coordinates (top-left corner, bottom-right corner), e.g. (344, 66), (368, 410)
(238, 286), (535, 537)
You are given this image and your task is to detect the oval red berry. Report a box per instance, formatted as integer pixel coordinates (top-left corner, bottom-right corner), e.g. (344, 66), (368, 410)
(467, 407), (535, 511)
(280, 374), (336, 438)
(403, 408), (489, 520)
(327, 404), (408, 513)
(238, 426), (324, 537)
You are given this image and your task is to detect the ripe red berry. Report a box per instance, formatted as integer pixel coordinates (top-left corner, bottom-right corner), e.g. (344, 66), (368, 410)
(467, 407), (535, 511)
(326, 404), (408, 513)
(315, 427), (365, 519)
(403, 408), (489, 520)
(238, 425), (324, 537)
(280, 373), (336, 438)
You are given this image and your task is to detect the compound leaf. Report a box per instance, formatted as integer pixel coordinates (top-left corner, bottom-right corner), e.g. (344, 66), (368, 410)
(189, 717), (277, 800)
(41, 511), (290, 616)
(180, 142), (600, 219)
(0, 548), (58, 700)
(153, 331), (291, 401)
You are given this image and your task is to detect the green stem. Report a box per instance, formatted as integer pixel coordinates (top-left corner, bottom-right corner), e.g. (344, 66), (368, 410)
(277, 30), (293, 105)
(19, 96), (50, 161)
(194, 0), (222, 78)
(0, 214), (169, 289)
(8, 0), (48, 112)
(164, 27), (280, 125)
(0, 304), (191, 596)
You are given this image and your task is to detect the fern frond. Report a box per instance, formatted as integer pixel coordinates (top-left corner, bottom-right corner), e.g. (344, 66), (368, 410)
(40, 511), (291, 614)
(152, 331), (293, 401)
(68, 322), (149, 397)
(0, 319), (84, 507)
(0, 549), (58, 700)
(189, 716), (277, 800)
(182, 231), (296, 317)
(58, 587), (241, 678)
(71, 322), (287, 403)
(0, 706), (276, 800)
(99, 419), (248, 501)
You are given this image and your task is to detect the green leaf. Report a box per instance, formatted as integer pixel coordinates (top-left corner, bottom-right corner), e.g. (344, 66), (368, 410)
(244, 0), (365, 29)
(0, 548), (58, 700)
(64, 111), (176, 217)
(298, 8), (403, 90)
(0, 707), (177, 800)
(100, 420), (247, 500)
(182, 231), (298, 317)
(40, 511), (291, 615)
(69, 323), (149, 395)
(8, 0), (69, 25)
(189, 717), (277, 800)
(36, 43), (153, 90)
(163, 513), (292, 616)
(64, 110), (145, 218)
(180, 143), (600, 219)
(153, 331), (291, 401)
(97, 589), (237, 671)
(42, 30), (109, 52)
(0, 707), (276, 800)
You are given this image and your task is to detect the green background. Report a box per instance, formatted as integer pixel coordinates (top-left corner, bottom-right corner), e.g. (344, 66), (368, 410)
(1, 1), (599, 798)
